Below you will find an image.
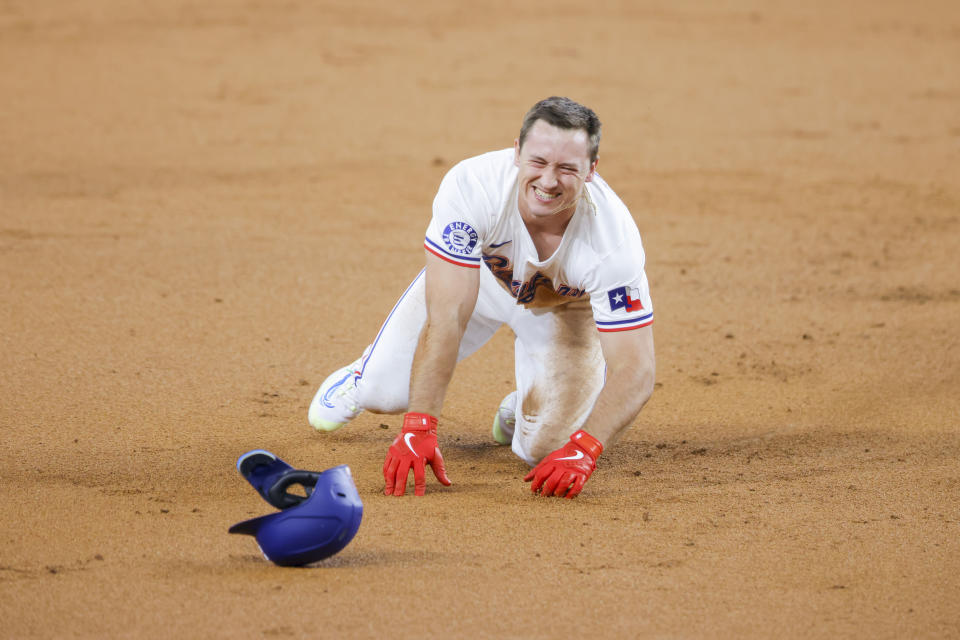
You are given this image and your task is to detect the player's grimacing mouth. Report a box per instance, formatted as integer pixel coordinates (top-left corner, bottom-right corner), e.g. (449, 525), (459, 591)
(533, 186), (561, 202)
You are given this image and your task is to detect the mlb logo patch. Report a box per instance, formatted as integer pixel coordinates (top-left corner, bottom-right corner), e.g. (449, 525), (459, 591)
(608, 286), (644, 312)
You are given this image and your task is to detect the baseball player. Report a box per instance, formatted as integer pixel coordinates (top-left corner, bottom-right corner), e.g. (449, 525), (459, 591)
(309, 97), (655, 498)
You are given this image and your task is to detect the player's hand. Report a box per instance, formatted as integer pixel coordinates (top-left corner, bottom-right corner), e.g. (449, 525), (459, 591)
(524, 430), (603, 499)
(383, 412), (452, 497)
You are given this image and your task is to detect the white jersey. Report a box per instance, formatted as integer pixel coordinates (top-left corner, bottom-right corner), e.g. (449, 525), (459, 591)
(424, 148), (653, 332)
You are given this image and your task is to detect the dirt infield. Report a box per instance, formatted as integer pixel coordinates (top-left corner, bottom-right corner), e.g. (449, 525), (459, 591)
(2, 1), (958, 637)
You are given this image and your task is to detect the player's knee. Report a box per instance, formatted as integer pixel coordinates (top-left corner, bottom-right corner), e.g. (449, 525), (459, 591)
(513, 419), (570, 465)
(526, 439), (560, 465)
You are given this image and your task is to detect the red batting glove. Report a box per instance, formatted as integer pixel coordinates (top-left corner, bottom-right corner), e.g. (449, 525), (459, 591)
(383, 412), (452, 497)
(524, 430), (603, 499)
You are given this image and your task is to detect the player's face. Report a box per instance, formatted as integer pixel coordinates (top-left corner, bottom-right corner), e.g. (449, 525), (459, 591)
(514, 120), (597, 222)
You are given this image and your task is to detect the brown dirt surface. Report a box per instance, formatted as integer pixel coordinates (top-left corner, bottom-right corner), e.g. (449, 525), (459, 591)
(2, 1), (959, 638)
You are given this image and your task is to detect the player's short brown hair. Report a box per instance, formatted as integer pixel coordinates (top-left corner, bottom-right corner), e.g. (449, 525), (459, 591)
(518, 97), (602, 163)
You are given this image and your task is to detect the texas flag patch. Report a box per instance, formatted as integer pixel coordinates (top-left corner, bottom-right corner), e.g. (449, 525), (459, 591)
(607, 286), (644, 312)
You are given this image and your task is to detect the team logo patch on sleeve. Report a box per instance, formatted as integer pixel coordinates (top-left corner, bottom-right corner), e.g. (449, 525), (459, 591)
(608, 286), (644, 312)
(442, 222), (479, 255)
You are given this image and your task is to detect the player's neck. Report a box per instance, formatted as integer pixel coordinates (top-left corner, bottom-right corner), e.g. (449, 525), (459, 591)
(520, 205), (576, 261)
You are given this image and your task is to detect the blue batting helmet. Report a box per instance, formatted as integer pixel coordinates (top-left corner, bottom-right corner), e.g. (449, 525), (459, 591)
(229, 453), (363, 567)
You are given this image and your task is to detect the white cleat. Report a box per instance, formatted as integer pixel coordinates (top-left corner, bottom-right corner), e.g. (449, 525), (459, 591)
(491, 391), (517, 446)
(308, 360), (363, 432)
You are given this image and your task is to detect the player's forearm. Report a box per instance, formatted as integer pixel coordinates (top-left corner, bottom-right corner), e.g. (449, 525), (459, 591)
(407, 316), (463, 417)
(583, 362), (655, 445)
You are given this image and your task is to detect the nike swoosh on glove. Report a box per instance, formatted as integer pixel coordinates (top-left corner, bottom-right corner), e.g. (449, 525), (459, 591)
(383, 412), (451, 497)
(524, 429), (603, 499)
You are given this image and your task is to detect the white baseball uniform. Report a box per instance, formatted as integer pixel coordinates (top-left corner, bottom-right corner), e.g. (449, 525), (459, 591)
(350, 149), (653, 464)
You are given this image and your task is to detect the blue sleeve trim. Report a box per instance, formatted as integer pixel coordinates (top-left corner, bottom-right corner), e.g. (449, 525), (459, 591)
(596, 312), (654, 327)
(424, 236), (481, 263)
